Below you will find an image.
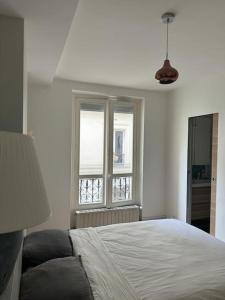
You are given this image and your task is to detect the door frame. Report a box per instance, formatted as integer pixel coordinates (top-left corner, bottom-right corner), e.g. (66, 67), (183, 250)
(186, 117), (194, 224)
(210, 113), (219, 235)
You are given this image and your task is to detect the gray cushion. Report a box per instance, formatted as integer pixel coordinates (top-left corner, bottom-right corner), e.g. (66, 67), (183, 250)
(20, 257), (94, 300)
(22, 230), (73, 272)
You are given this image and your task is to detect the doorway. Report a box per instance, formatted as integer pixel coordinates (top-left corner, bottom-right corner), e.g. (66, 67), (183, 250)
(187, 113), (218, 235)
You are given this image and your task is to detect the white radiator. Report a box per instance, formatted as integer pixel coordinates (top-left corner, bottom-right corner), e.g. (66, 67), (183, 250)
(75, 205), (140, 228)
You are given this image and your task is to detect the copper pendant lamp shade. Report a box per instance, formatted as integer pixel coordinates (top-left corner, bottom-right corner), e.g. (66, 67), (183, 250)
(155, 12), (179, 85)
(155, 59), (179, 84)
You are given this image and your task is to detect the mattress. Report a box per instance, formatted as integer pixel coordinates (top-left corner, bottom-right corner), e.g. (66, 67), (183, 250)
(70, 219), (225, 300)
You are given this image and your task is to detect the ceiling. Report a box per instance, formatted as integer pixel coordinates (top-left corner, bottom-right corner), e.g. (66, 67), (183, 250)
(56, 0), (225, 90)
(1, 0), (225, 90)
(0, 0), (79, 84)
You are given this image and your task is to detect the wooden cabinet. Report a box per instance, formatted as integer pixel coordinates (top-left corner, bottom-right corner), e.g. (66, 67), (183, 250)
(191, 186), (211, 221)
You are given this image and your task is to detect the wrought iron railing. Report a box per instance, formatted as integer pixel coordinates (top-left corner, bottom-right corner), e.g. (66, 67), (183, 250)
(79, 177), (103, 204)
(79, 175), (132, 204)
(112, 176), (132, 202)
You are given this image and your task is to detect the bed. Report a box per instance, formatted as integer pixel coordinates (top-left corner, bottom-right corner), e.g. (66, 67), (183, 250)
(70, 219), (225, 300)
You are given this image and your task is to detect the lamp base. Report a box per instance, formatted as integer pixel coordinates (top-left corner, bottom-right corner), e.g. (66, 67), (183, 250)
(0, 231), (23, 294)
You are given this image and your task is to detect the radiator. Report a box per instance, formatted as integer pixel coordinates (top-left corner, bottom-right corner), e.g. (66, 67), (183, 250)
(75, 205), (140, 228)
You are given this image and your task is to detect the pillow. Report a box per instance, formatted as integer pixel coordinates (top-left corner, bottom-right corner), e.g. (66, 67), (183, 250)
(22, 229), (73, 272)
(20, 257), (94, 300)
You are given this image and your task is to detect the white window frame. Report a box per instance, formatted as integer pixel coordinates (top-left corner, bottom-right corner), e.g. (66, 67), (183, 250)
(71, 93), (143, 210)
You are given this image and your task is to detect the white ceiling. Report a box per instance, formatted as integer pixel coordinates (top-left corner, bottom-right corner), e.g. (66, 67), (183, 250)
(1, 0), (225, 90)
(0, 0), (79, 84)
(56, 0), (225, 90)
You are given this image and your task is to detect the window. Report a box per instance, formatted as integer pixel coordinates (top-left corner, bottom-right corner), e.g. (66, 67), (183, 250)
(114, 130), (124, 165)
(72, 95), (143, 209)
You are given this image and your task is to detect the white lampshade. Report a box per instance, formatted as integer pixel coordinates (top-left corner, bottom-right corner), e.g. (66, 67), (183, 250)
(0, 131), (51, 233)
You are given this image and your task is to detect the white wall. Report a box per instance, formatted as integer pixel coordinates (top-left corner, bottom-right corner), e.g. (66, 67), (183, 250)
(28, 78), (168, 231)
(166, 77), (225, 241)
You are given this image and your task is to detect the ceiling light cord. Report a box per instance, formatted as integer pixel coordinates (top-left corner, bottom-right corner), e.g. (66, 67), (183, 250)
(166, 18), (169, 60)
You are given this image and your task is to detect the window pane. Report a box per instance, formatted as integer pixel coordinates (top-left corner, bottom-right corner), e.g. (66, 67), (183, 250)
(113, 106), (133, 174)
(79, 177), (103, 204)
(112, 176), (132, 202)
(79, 103), (104, 175)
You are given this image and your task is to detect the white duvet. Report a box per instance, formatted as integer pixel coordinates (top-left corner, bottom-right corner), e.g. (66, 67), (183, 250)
(70, 219), (225, 300)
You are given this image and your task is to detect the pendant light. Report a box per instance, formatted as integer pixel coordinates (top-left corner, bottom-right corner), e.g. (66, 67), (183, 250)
(155, 12), (179, 84)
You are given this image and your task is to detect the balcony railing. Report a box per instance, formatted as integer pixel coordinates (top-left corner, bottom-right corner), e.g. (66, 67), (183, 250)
(112, 176), (132, 202)
(79, 175), (132, 204)
(79, 177), (103, 204)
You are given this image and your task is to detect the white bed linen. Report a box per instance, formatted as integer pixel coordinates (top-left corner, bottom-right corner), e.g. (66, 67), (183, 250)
(70, 219), (225, 300)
